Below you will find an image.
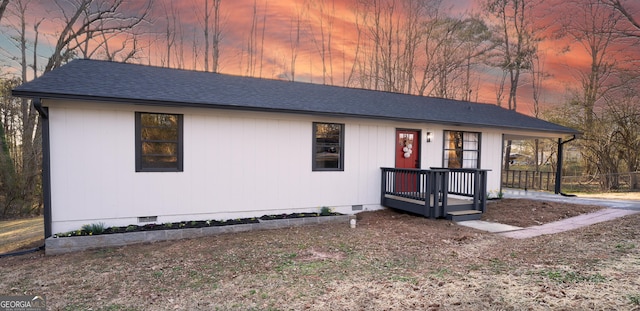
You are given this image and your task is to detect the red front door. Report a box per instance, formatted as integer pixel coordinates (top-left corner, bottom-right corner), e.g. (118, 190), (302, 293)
(395, 129), (420, 192)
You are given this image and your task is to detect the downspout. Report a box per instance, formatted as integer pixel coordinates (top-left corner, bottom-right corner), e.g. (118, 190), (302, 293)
(555, 135), (577, 195)
(33, 97), (48, 118)
(34, 98), (52, 239)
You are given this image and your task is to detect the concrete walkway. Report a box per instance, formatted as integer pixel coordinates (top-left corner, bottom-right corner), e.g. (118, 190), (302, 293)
(457, 189), (640, 239)
(503, 188), (640, 211)
(498, 208), (639, 239)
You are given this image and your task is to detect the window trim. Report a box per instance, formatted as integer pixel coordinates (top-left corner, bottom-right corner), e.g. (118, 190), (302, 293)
(312, 122), (345, 171)
(135, 112), (184, 172)
(442, 130), (481, 169)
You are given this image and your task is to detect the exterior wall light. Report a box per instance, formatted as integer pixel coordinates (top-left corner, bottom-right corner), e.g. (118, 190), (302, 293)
(426, 131), (432, 142)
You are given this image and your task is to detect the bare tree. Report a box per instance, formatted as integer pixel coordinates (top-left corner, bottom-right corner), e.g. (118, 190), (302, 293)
(177, 18), (187, 69)
(289, 8), (301, 81)
(103, 33), (140, 62)
(195, 0), (224, 72)
(606, 87), (640, 189)
(530, 52), (545, 118)
(416, 13), (492, 100)
(419, 16), (492, 99)
(0, 78), (22, 217)
(190, 29), (198, 70)
(32, 19), (42, 77)
(345, 0), (365, 88)
(0, 0), (150, 217)
(0, 0), (9, 23)
(258, 0), (268, 78)
(560, 0), (622, 127)
(201, 0), (212, 71)
(484, 0), (540, 111)
(0, 0), (42, 216)
(484, 0), (540, 173)
(287, 2), (305, 81)
(211, 0), (224, 73)
(603, 0), (640, 37)
(160, 0), (178, 68)
(353, 0), (425, 93)
(554, 0), (635, 188)
(393, 0), (422, 94)
(530, 51), (547, 172)
(346, 0), (491, 98)
(306, 0), (336, 85)
(245, 0), (258, 76)
(16, 0), (40, 213)
(458, 16), (494, 101)
(45, 0), (151, 73)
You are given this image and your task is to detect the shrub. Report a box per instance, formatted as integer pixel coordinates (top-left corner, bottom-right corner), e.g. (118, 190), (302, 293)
(320, 206), (332, 216)
(81, 222), (105, 235)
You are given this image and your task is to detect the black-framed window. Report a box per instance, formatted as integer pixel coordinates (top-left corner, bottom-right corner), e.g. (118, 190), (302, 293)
(443, 130), (480, 168)
(313, 122), (344, 171)
(135, 112), (183, 172)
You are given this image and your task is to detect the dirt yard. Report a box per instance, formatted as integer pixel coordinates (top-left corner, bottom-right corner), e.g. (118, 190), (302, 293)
(1, 200), (639, 310)
(481, 198), (604, 227)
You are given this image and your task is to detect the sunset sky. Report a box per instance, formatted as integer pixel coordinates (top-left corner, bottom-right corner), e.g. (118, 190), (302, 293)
(1, 0), (638, 116)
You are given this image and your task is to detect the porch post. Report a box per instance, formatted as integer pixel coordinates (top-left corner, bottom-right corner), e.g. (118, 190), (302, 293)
(381, 168), (386, 205)
(555, 138), (563, 194)
(472, 170), (480, 211)
(555, 135), (577, 194)
(479, 170), (488, 213)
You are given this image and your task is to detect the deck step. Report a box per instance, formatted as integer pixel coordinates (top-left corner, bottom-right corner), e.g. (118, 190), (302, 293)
(447, 210), (482, 222)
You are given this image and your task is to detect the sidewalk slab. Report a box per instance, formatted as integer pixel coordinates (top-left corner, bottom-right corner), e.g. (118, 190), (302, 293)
(502, 189), (640, 211)
(498, 208), (639, 239)
(457, 220), (522, 233)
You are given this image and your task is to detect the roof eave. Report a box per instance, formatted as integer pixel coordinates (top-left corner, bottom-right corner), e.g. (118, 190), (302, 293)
(12, 90), (581, 137)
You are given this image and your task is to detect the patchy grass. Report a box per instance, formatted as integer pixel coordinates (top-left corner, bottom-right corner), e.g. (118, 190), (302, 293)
(628, 294), (640, 305)
(1, 201), (639, 310)
(0, 216), (43, 254)
(538, 269), (607, 284)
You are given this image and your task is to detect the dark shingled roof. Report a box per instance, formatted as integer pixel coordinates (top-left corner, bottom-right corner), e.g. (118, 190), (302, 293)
(13, 59), (578, 135)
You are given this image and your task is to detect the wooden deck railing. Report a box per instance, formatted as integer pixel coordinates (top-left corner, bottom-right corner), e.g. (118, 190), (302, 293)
(448, 168), (489, 213)
(381, 168), (449, 218)
(502, 170), (555, 192)
(380, 168), (449, 201)
(381, 167), (489, 218)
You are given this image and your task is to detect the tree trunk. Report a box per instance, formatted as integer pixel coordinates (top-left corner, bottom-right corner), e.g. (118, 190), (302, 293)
(504, 140), (512, 172)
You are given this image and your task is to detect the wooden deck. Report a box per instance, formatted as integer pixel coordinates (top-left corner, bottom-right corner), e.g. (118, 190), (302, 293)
(383, 194), (471, 207)
(381, 167), (489, 220)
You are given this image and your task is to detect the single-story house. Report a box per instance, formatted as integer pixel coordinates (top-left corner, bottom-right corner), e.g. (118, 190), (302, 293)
(12, 59), (579, 237)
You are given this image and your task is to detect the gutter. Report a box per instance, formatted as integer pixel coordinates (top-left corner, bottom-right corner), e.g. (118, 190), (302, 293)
(11, 91), (580, 137)
(33, 97), (48, 118)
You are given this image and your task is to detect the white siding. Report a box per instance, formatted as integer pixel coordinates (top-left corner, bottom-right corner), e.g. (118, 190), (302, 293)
(480, 128), (506, 193)
(46, 100), (516, 233)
